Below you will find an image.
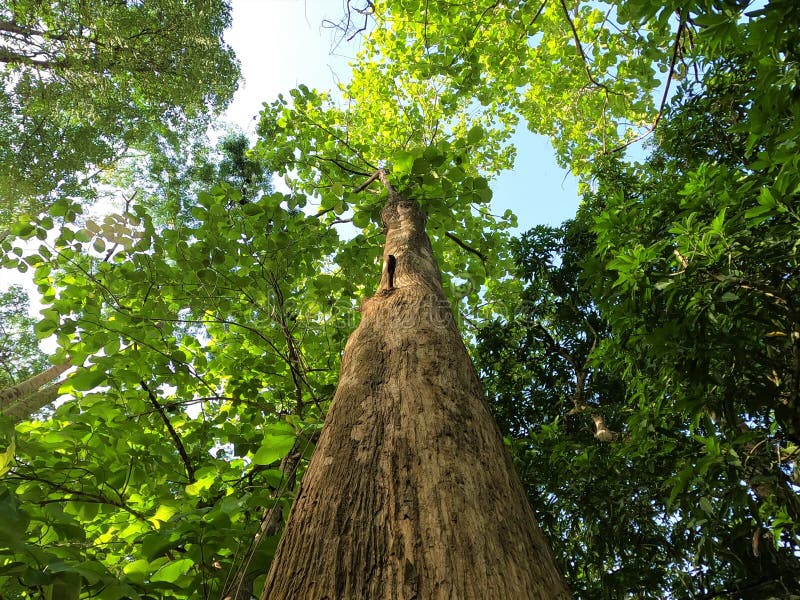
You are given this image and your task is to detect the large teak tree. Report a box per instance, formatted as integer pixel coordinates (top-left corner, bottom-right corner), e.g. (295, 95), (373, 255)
(262, 172), (570, 599)
(4, 0), (795, 598)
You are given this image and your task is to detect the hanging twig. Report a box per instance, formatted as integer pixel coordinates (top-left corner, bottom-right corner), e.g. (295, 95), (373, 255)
(607, 14), (686, 154)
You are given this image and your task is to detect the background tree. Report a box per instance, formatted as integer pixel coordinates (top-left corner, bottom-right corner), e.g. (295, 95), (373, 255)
(0, 0), (240, 225)
(0, 285), (48, 389)
(474, 2), (800, 595)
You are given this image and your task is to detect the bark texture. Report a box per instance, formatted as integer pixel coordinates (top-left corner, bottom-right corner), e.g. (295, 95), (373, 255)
(2, 383), (61, 423)
(262, 184), (570, 599)
(0, 361), (71, 417)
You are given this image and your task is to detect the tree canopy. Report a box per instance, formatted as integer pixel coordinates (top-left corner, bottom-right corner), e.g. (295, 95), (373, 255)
(0, 0), (239, 225)
(1, 0), (798, 598)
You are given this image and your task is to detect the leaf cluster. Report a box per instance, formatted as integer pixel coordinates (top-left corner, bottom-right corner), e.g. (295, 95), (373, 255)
(477, 3), (800, 595)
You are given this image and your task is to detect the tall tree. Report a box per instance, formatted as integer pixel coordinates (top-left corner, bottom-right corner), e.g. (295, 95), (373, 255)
(261, 171), (570, 599)
(4, 0), (794, 598)
(471, 2), (800, 594)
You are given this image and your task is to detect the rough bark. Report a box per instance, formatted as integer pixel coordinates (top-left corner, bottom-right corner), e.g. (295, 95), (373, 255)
(261, 178), (570, 599)
(2, 383), (61, 423)
(223, 440), (307, 600)
(0, 361), (71, 416)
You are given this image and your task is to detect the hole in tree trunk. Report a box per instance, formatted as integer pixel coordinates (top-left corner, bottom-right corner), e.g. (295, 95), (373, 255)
(387, 255), (396, 289)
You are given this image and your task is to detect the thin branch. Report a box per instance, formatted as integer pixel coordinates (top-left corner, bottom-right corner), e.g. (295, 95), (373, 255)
(0, 47), (58, 69)
(521, 0), (548, 39)
(315, 155), (372, 178)
(651, 14), (685, 132)
(295, 107), (378, 171)
(353, 170), (382, 193)
(445, 231), (487, 266)
(376, 168), (400, 200)
(10, 471), (147, 521)
(559, 0), (621, 96)
(140, 380), (196, 483)
(607, 14), (686, 154)
(347, 1), (375, 41)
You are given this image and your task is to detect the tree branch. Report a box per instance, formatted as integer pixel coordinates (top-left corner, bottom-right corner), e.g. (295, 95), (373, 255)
(2, 383), (61, 422)
(10, 470), (147, 521)
(140, 380), (196, 483)
(353, 170), (382, 193)
(0, 46), (59, 69)
(445, 231), (487, 266)
(0, 360), (72, 412)
(607, 14), (686, 154)
(559, 0), (621, 96)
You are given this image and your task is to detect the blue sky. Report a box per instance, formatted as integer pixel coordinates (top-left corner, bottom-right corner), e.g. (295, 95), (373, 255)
(222, 0), (581, 231)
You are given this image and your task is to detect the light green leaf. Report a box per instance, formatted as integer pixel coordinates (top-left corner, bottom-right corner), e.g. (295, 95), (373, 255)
(253, 422), (296, 466)
(150, 558), (194, 583)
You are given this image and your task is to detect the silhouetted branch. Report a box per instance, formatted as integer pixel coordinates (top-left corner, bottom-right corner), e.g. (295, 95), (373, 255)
(140, 380), (196, 483)
(445, 232), (487, 265)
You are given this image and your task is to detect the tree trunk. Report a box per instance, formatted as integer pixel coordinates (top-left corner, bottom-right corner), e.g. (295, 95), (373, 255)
(261, 176), (570, 599)
(2, 383), (61, 422)
(0, 360), (71, 416)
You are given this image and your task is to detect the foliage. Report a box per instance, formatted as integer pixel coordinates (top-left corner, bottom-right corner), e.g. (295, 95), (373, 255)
(0, 285), (48, 388)
(476, 1), (800, 596)
(0, 0), (240, 225)
(0, 176), (353, 597)
(111, 129), (274, 226)
(1, 0), (799, 597)
(477, 214), (800, 598)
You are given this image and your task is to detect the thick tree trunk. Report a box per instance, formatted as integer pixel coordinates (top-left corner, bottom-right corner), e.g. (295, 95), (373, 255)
(262, 178), (570, 599)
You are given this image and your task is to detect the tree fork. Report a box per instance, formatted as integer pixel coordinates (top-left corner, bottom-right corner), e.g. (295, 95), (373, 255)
(261, 173), (570, 599)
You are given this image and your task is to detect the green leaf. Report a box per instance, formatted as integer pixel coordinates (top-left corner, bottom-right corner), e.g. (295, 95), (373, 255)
(75, 229), (92, 243)
(411, 157), (430, 175)
(353, 211), (371, 228)
(698, 497), (714, 516)
(68, 368), (108, 391)
(123, 559), (152, 583)
(45, 572), (81, 600)
(391, 149), (416, 174)
(466, 125), (484, 144)
(185, 467), (217, 496)
(0, 416), (15, 476)
(150, 558), (194, 583)
(34, 317), (58, 339)
(253, 422), (297, 466)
